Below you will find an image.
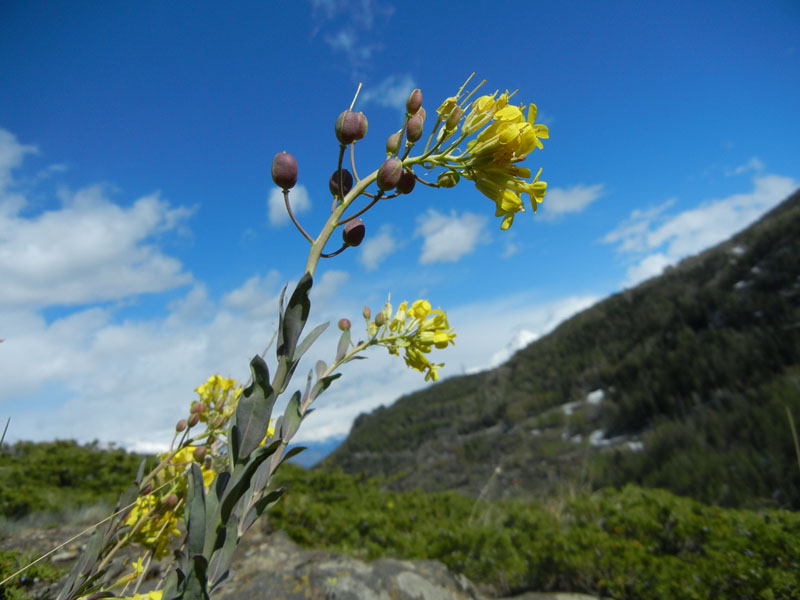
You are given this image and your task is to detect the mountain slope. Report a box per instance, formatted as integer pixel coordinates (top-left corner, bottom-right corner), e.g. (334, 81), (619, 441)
(323, 189), (800, 508)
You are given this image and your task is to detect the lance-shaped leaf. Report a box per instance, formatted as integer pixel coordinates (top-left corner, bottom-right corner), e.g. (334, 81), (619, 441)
(186, 463), (207, 557)
(280, 390), (303, 441)
(219, 439), (281, 525)
(206, 518), (238, 591)
(276, 272), (313, 360)
(203, 471), (231, 557)
(305, 373), (342, 410)
(55, 524), (106, 600)
(335, 328), (351, 363)
(241, 488), (284, 534)
(293, 321), (329, 363)
(183, 554), (210, 600)
(232, 355), (275, 463)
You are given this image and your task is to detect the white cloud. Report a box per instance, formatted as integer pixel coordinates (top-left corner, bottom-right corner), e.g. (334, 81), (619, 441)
(359, 223), (397, 270)
(455, 294), (600, 374)
(726, 157), (765, 176)
(359, 74), (416, 111)
(0, 184), (194, 310)
(268, 184), (311, 226)
(415, 209), (488, 264)
(604, 173), (799, 286)
(539, 183), (604, 220)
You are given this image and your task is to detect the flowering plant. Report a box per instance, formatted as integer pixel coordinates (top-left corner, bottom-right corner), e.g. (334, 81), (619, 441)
(20, 75), (548, 600)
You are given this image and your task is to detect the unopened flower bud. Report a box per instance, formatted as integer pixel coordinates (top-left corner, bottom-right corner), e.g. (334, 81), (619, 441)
(377, 157), (403, 191)
(342, 219), (366, 246)
(386, 131), (402, 155)
(338, 318), (351, 331)
(140, 482), (153, 496)
(188, 413), (200, 428)
(329, 169), (354, 197)
(190, 402), (206, 415)
(163, 494), (179, 509)
(363, 306), (371, 320)
(437, 171), (460, 188)
(445, 107), (464, 132)
(406, 113), (424, 144)
(406, 89), (423, 115)
(375, 312), (386, 326)
(271, 152), (298, 189)
(212, 416), (226, 429)
(192, 445), (207, 462)
(396, 169), (416, 195)
(176, 419), (188, 432)
(335, 110), (368, 144)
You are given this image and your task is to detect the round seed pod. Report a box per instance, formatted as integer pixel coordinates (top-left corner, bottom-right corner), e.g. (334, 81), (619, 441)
(437, 171), (460, 188)
(342, 219), (366, 247)
(192, 445), (207, 462)
(406, 89), (423, 115)
(386, 131), (402, 155)
(271, 152), (298, 189)
(377, 157), (403, 191)
(406, 113), (424, 143)
(329, 168), (354, 197)
(188, 413), (200, 428)
(335, 110), (368, 144)
(175, 419), (188, 432)
(396, 169), (416, 195)
(338, 318), (351, 331)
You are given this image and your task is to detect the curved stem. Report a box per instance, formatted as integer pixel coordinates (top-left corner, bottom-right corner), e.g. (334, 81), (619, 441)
(350, 143), (360, 182)
(284, 190), (315, 244)
(304, 168), (380, 277)
(321, 244), (348, 258)
(336, 191), (384, 226)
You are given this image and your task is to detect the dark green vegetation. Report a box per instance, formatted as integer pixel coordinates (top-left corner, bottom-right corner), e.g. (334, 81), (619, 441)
(324, 189), (800, 509)
(268, 464), (800, 599)
(0, 550), (65, 600)
(2, 445), (798, 600)
(0, 439), (151, 519)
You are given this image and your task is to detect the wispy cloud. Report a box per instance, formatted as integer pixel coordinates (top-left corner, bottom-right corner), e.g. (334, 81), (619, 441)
(415, 209), (488, 264)
(309, 0), (395, 73)
(539, 183), (604, 221)
(268, 184), (311, 226)
(359, 223), (398, 270)
(725, 156), (765, 176)
(603, 173), (799, 286)
(359, 74), (416, 111)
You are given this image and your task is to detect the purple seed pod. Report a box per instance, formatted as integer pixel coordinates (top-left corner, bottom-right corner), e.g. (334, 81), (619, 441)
(335, 110), (368, 144)
(271, 152), (298, 189)
(386, 131), (402, 155)
(338, 318), (352, 331)
(406, 112), (425, 143)
(192, 445), (207, 462)
(176, 419), (188, 432)
(188, 413), (200, 428)
(329, 168), (354, 197)
(396, 169), (416, 194)
(406, 88), (423, 115)
(342, 219), (366, 246)
(377, 157), (403, 191)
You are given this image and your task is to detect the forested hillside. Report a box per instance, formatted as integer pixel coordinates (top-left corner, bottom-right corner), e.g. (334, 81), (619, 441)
(324, 189), (800, 509)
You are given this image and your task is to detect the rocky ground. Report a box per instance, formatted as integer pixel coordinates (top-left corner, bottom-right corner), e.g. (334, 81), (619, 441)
(2, 523), (601, 600)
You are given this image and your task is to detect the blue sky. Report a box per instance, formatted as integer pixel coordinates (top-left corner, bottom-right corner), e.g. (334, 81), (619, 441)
(1, 0), (799, 453)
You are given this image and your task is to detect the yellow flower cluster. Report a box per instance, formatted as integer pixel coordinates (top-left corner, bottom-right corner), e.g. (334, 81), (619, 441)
(193, 374), (242, 425)
(368, 298), (456, 381)
(433, 83), (549, 230)
(123, 446), (214, 559)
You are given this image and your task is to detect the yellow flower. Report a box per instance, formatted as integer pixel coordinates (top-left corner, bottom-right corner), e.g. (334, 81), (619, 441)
(117, 591), (163, 600)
